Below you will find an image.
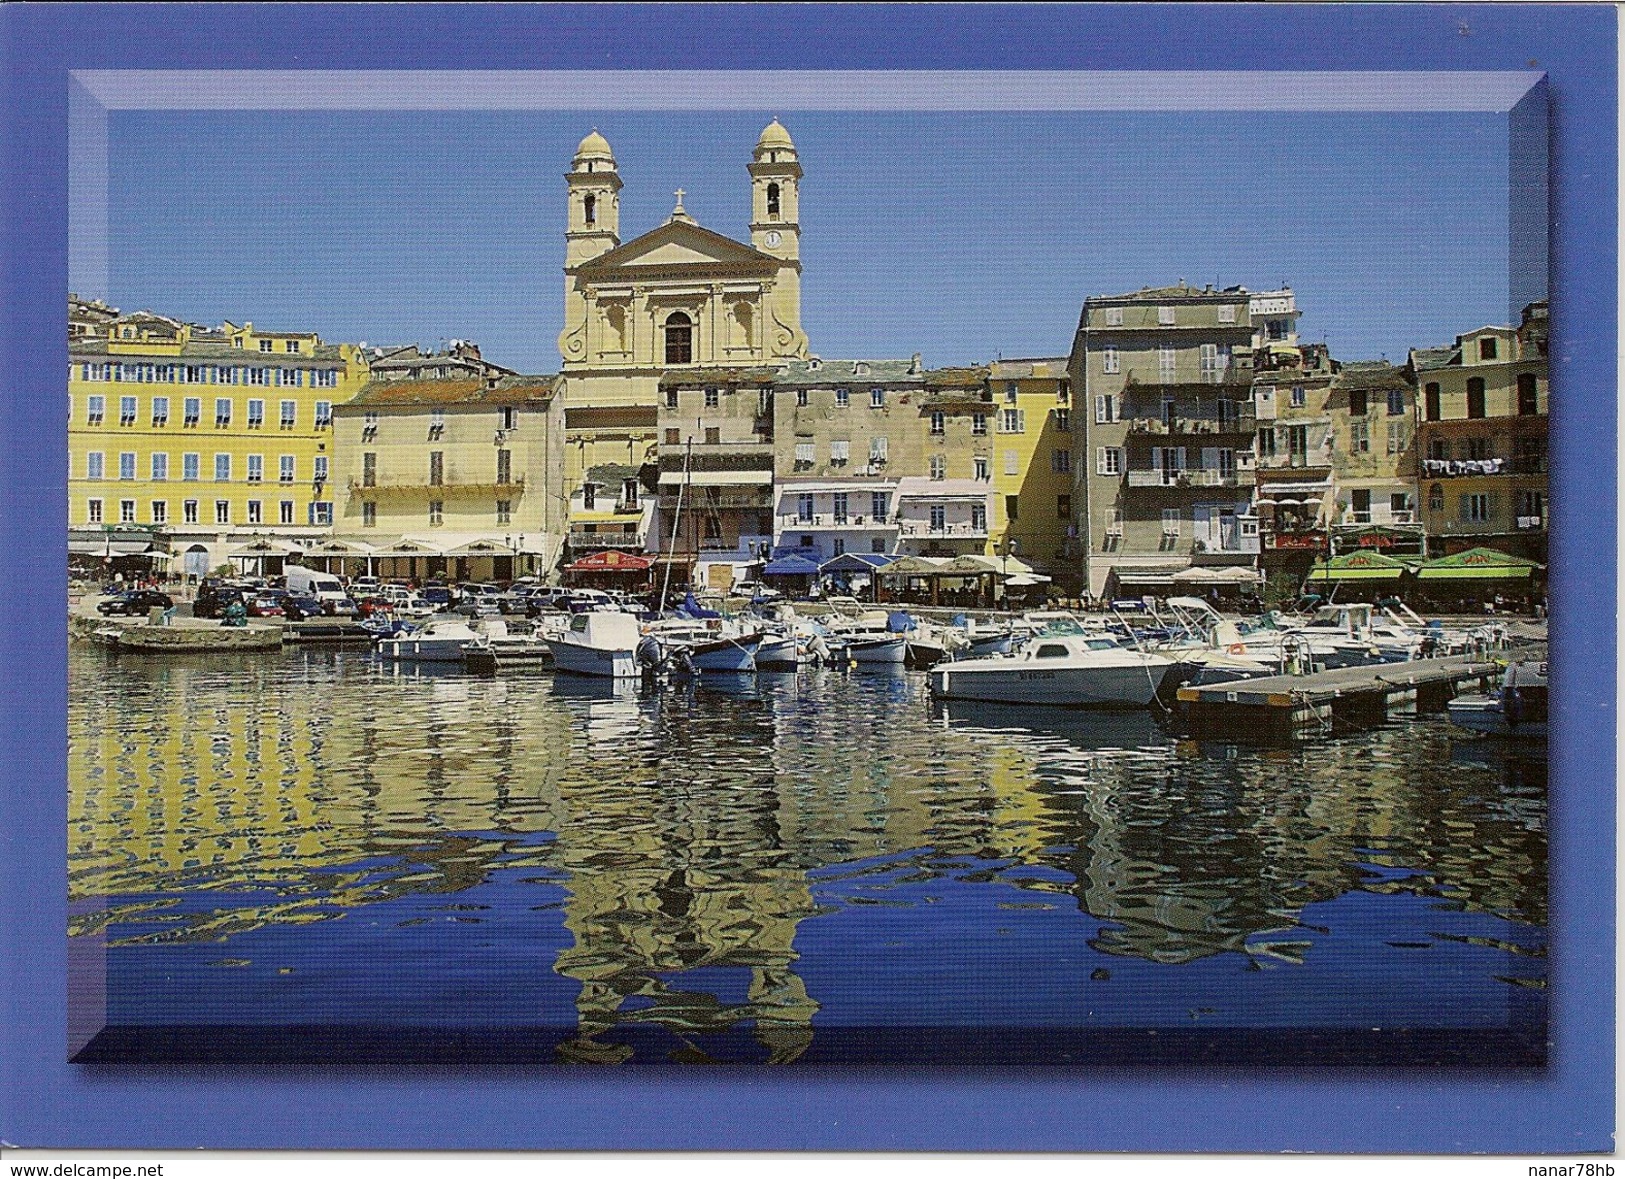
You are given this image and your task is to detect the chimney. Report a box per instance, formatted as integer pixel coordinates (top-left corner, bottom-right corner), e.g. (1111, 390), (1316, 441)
(910, 353), (922, 375)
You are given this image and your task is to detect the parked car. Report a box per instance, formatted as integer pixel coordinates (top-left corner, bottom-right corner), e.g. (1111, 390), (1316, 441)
(281, 595), (328, 622)
(97, 589), (175, 617)
(326, 596), (363, 619)
(245, 594), (286, 618)
(420, 586), (453, 609)
(193, 582), (246, 619)
(455, 592), (505, 618)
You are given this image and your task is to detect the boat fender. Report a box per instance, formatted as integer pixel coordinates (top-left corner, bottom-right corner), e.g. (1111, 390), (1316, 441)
(1227, 643), (1246, 655)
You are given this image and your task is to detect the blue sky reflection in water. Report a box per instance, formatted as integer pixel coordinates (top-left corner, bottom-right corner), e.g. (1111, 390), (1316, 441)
(68, 648), (1545, 1066)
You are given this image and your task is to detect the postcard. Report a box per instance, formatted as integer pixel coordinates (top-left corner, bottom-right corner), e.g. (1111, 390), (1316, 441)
(2, 2), (1614, 1159)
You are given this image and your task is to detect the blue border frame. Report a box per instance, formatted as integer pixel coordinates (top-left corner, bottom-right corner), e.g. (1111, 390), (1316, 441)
(1, 3), (1614, 1153)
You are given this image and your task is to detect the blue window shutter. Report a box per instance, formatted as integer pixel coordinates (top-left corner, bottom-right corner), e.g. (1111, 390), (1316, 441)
(307, 502), (315, 525)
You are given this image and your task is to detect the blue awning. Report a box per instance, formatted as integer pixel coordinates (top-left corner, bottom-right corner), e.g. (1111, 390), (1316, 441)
(818, 552), (898, 574)
(762, 554), (822, 576)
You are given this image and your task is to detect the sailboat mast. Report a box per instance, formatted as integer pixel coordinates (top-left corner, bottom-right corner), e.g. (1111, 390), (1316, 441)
(659, 436), (693, 610)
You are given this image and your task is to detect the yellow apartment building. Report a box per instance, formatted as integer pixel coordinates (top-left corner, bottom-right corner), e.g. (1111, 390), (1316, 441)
(1409, 301), (1549, 562)
(987, 358), (1074, 576)
(329, 374), (566, 582)
(68, 304), (371, 578)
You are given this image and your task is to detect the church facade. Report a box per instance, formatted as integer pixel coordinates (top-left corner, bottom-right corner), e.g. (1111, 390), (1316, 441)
(556, 122), (810, 561)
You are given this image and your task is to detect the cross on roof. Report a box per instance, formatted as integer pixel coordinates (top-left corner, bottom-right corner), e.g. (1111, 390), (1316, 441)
(674, 188), (686, 205)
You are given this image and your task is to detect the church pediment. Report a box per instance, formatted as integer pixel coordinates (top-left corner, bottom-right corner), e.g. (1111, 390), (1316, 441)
(576, 220), (777, 276)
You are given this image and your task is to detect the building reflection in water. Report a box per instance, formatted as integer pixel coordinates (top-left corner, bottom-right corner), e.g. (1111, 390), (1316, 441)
(68, 649), (1545, 1061)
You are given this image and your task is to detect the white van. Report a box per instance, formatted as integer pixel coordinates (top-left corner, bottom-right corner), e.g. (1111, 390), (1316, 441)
(284, 564), (348, 604)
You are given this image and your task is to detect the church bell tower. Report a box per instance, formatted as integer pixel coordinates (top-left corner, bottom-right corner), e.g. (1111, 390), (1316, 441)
(749, 119), (801, 262)
(565, 129), (622, 269)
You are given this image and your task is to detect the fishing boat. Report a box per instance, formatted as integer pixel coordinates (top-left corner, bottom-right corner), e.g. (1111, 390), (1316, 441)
(928, 633), (1174, 708)
(1447, 659), (1548, 737)
(375, 615), (482, 663)
(546, 611), (642, 678)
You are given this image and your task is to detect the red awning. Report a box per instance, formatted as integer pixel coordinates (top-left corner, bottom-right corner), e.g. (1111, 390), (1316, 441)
(565, 550), (655, 572)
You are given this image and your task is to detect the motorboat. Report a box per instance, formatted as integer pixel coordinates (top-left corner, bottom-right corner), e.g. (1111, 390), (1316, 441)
(546, 610), (642, 678)
(375, 615), (482, 662)
(822, 611), (909, 665)
(1279, 603), (1421, 668)
(928, 633), (1175, 708)
(640, 618), (765, 672)
(463, 618), (556, 673)
(1447, 659), (1548, 737)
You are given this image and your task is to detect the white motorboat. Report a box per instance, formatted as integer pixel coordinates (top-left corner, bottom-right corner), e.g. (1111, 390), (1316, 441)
(1447, 659), (1548, 737)
(929, 634), (1174, 708)
(823, 611), (909, 665)
(376, 615), (481, 662)
(641, 618), (765, 672)
(1281, 603), (1421, 668)
(546, 611), (642, 678)
(463, 618), (556, 672)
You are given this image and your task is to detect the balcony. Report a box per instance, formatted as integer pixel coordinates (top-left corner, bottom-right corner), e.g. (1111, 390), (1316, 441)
(349, 477), (525, 495)
(896, 520), (989, 539)
(1125, 412), (1256, 436)
(1420, 457), (1547, 477)
(567, 530), (646, 551)
(1126, 468), (1244, 488)
(776, 513), (893, 530)
(659, 491), (773, 511)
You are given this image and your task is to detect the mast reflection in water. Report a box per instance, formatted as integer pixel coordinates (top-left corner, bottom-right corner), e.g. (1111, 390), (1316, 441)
(68, 647), (1545, 1066)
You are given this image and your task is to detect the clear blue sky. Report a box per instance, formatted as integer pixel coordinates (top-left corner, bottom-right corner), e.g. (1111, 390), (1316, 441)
(103, 108), (1511, 373)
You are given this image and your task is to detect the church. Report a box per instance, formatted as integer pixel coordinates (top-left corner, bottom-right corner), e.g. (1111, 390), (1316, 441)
(556, 121), (810, 562)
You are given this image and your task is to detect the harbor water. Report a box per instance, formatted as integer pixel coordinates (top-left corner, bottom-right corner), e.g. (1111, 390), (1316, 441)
(68, 645), (1546, 1066)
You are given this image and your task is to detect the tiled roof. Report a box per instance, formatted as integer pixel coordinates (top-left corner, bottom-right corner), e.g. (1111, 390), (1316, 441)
(340, 375), (556, 408)
(586, 462), (641, 484)
(989, 358), (1068, 379)
(775, 358), (921, 386)
(657, 366), (781, 388)
(1409, 346), (1460, 372)
(922, 366), (988, 389)
(1088, 284), (1248, 304)
(1335, 361), (1405, 390)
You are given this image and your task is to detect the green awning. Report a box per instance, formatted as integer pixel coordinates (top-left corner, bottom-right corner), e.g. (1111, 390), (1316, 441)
(1414, 546), (1542, 580)
(1305, 552), (1413, 582)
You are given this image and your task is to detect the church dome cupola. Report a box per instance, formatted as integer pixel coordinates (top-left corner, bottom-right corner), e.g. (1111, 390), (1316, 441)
(573, 129), (617, 171)
(754, 118), (797, 161)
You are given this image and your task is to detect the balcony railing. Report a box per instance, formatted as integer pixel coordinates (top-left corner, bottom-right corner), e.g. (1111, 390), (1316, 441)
(896, 520), (989, 539)
(1125, 412), (1256, 436)
(1516, 515), (1545, 530)
(567, 531), (646, 550)
(1125, 468), (1243, 488)
(350, 477), (524, 494)
(776, 513), (891, 530)
(1421, 457), (1547, 477)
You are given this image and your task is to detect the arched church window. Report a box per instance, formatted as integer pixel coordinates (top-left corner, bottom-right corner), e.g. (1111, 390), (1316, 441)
(664, 313), (693, 365)
(584, 194), (596, 226)
(766, 183), (780, 217)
